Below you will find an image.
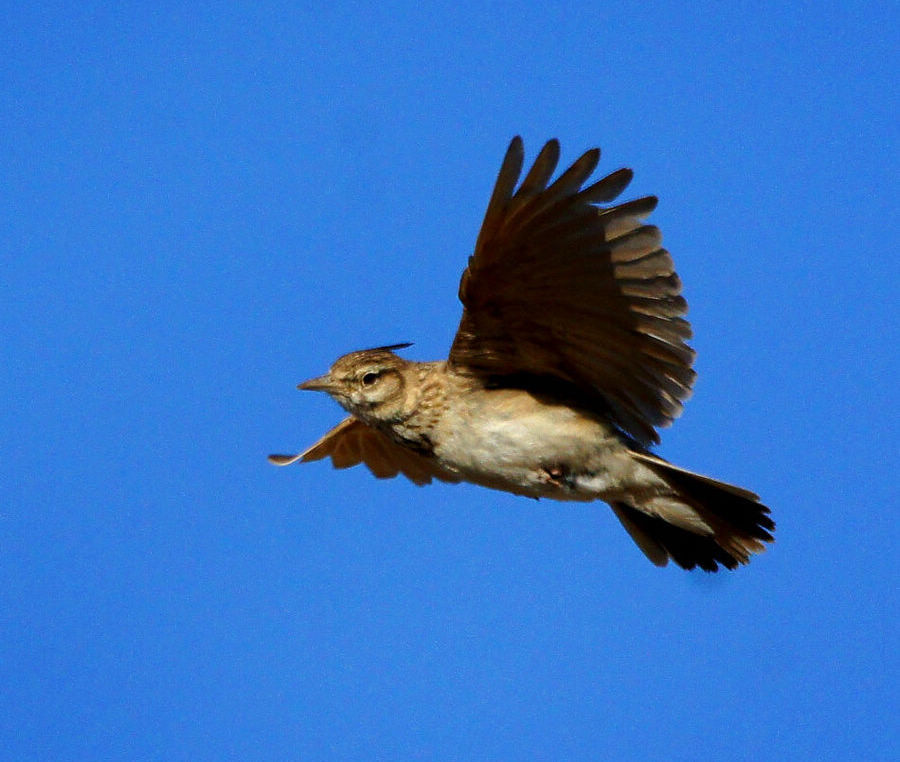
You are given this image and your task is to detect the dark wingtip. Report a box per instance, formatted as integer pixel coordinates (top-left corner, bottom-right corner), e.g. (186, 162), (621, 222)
(268, 453), (302, 466)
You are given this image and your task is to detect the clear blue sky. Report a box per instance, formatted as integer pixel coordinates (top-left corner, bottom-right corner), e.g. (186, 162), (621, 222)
(3, 2), (898, 760)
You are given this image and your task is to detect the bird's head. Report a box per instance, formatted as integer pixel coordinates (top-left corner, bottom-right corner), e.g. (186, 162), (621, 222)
(298, 343), (414, 424)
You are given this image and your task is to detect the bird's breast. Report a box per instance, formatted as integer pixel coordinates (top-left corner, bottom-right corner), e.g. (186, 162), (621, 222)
(428, 386), (628, 500)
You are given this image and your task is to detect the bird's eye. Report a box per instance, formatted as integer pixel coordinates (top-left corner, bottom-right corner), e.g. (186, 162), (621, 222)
(361, 372), (380, 387)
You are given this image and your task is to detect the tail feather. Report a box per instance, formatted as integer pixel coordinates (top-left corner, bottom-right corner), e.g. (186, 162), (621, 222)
(609, 503), (669, 567)
(613, 452), (774, 571)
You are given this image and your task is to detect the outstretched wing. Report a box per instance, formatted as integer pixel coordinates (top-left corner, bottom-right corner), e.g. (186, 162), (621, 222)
(269, 417), (462, 486)
(449, 137), (696, 444)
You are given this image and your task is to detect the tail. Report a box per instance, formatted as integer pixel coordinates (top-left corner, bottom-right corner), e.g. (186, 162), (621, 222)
(611, 451), (775, 572)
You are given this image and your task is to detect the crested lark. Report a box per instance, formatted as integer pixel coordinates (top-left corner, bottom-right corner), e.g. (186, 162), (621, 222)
(270, 137), (774, 571)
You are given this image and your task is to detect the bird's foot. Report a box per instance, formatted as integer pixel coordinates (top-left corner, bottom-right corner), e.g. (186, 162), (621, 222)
(539, 464), (577, 490)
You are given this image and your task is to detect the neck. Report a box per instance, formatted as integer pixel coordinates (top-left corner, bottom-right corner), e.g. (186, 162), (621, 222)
(381, 361), (448, 454)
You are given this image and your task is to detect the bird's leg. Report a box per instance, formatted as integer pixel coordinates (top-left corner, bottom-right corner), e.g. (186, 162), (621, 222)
(539, 463), (577, 490)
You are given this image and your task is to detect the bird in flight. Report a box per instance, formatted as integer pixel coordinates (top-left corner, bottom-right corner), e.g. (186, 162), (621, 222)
(270, 137), (774, 571)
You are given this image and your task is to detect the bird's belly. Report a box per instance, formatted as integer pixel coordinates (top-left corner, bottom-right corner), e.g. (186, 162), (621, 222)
(432, 391), (628, 501)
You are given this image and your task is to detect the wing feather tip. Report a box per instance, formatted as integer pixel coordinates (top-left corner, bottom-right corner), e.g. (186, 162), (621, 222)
(268, 453), (302, 466)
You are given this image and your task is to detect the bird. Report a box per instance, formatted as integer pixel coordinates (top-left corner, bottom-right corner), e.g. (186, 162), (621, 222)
(270, 137), (774, 572)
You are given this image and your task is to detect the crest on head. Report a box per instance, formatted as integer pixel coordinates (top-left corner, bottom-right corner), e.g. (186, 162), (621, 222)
(328, 342), (414, 376)
(360, 342), (413, 353)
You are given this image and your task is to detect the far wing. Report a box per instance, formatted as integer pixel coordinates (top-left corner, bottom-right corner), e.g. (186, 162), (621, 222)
(269, 417), (462, 487)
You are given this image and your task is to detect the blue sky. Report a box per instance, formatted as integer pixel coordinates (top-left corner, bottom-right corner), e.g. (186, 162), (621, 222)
(3, 2), (898, 759)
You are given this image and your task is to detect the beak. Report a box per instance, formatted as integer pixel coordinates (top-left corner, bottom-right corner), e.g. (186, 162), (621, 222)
(297, 374), (337, 393)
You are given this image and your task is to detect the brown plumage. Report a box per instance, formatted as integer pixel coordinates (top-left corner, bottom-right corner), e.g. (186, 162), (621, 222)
(270, 137), (774, 571)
